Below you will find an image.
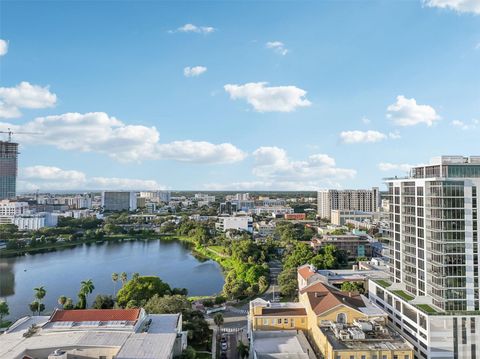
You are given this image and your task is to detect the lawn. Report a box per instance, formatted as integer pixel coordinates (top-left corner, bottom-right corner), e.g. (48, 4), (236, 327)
(416, 304), (437, 314)
(392, 290), (414, 301)
(376, 279), (391, 288)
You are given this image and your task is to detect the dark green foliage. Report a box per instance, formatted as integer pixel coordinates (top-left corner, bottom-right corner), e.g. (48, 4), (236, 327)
(92, 294), (115, 309)
(116, 276), (171, 307)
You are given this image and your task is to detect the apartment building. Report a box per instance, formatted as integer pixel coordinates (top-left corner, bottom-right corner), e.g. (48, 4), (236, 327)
(101, 191), (137, 211)
(318, 188), (380, 220)
(216, 215), (253, 233)
(310, 234), (373, 260)
(331, 210), (374, 226)
(0, 200), (29, 224)
(369, 156), (480, 359)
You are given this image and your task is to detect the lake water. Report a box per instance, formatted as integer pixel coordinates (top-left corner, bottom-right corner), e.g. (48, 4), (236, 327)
(0, 239), (225, 320)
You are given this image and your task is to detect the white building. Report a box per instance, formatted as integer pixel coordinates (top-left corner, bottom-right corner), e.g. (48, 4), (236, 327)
(102, 191), (137, 212)
(0, 308), (187, 359)
(317, 188), (380, 220)
(12, 212), (58, 231)
(0, 200), (29, 223)
(254, 221), (276, 237)
(216, 216), (253, 233)
(252, 206), (294, 216)
(330, 209), (374, 226)
(368, 156), (480, 359)
(139, 190), (171, 203)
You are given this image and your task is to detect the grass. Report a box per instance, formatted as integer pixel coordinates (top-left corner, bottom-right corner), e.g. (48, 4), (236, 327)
(416, 304), (438, 314)
(0, 320), (12, 328)
(376, 279), (391, 288)
(392, 290), (414, 302)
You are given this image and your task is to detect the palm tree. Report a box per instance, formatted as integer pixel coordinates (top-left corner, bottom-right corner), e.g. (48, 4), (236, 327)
(120, 272), (128, 286)
(213, 313), (224, 334)
(29, 301), (39, 316)
(33, 286), (46, 315)
(80, 279), (95, 307)
(57, 295), (67, 308)
(64, 297), (74, 310)
(111, 272), (119, 297)
(132, 272), (140, 281)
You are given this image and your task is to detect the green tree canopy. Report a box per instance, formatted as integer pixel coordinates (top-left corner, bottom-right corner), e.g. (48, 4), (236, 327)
(144, 294), (191, 314)
(116, 276), (172, 307)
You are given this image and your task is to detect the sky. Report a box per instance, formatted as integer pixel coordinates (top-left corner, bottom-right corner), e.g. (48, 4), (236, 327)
(0, 0), (479, 192)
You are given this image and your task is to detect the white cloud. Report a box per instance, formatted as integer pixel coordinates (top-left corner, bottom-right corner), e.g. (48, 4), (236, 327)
(251, 146), (355, 185)
(0, 112), (246, 164)
(378, 162), (413, 172)
(266, 41), (289, 55)
(423, 0), (480, 14)
(19, 165), (165, 191)
(184, 66), (207, 77)
(361, 116), (371, 125)
(0, 39), (8, 56)
(387, 95), (440, 127)
(170, 23), (215, 34)
(157, 140), (246, 163)
(0, 82), (57, 119)
(339, 130), (387, 144)
(451, 119), (479, 130)
(224, 82), (311, 112)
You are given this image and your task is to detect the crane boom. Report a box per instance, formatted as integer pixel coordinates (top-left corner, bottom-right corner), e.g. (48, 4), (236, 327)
(0, 128), (41, 142)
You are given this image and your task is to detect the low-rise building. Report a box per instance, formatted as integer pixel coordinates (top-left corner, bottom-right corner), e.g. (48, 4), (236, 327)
(12, 212), (58, 230)
(216, 215), (253, 233)
(250, 330), (316, 359)
(254, 221), (276, 237)
(311, 234), (373, 260)
(0, 308), (187, 359)
(284, 213), (306, 220)
(331, 209), (374, 226)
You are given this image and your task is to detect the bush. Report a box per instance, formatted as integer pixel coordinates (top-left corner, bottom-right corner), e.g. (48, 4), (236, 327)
(92, 295), (114, 309)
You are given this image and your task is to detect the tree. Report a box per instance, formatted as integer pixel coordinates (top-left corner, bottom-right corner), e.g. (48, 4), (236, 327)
(341, 281), (364, 294)
(111, 272), (119, 297)
(181, 346), (197, 359)
(80, 279), (95, 307)
(238, 340), (249, 359)
(132, 272), (140, 281)
(278, 267), (298, 298)
(120, 272), (128, 286)
(213, 313), (224, 333)
(144, 294), (191, 314)
(29, 301), (39, 316)
(92, 295), (115, 309)
(116, 276), (171, 307)
(0, 301), (9, 323)
(57, 295), (67, 308)
(64, 298), (74, 310)
(33, 286), (46, 315)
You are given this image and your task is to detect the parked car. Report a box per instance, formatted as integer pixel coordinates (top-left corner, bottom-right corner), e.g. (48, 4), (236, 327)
(221, 341), (228, 351)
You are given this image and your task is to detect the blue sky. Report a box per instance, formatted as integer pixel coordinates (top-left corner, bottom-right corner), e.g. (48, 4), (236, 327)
(0, 0), (479, 191)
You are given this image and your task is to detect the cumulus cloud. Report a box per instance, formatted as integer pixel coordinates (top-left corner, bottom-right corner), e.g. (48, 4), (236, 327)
(451, 119), (479, 130)
(266, 41), (289, 55)
(0, 39), (8, 56)
(0, 112), (246, 164)
(340, 130), (387, 144)
(170, 23), (215, 34)
(387, 95), (440, 126)
(184, 66), (207, 77)
(224, 82), (311, 112)
(19, 165), (165, 191)
(423, 0), (480, 14)
(0, 82), (57, 119)
(250, 146), (355, 188)
(378, 162), (414, 172)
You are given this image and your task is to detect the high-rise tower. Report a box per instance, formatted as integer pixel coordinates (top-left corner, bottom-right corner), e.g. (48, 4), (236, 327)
(0, 141), (18, 200)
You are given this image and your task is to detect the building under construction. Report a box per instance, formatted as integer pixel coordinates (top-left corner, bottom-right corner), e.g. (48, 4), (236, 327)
(0, 141), (18, 200)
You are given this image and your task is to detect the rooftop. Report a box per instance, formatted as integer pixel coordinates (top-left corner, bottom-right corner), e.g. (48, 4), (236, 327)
(321, 323), (413, 352)
(252, 330), (316, 359)
(49, 308), (141, 323)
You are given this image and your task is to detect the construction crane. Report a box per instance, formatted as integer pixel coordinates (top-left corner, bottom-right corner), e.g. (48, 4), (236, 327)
(0, 128), (41, 142)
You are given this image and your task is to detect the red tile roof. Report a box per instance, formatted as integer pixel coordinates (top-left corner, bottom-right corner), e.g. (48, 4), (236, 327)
(300, 281), (364, 316)
(298, 265), (316, 280)
(49, 309), (141, 323)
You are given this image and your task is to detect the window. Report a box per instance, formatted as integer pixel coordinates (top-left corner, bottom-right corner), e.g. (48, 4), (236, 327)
(336, 312), (347, 324)
(372, 356), (377, 359)
(404, 355), (410, 359)
(271, 319), (275, 325)
(283, 318), (288, 324)
(278, 318), (282, 324)
(350, 356), (354, 359)
(382, 356), (387, 359)
(263, 319), (268, 325)
(361, 356), (366, 359)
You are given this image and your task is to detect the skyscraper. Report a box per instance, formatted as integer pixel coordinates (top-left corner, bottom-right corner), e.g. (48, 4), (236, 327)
(0, 141), (18, 200)
(369, 156), (480, 359)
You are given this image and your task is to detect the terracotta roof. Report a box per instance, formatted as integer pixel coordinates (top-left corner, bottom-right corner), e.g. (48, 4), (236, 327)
(261, 308), (307, 316)
(49, 309), (141, 323)
(297, 265), (316, 280)
(300, 281), (364, 316)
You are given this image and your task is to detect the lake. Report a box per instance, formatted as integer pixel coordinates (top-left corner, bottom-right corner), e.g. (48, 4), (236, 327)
(0, 239), (225, 320)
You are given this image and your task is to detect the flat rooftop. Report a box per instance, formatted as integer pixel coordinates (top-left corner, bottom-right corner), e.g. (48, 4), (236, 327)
(321, 325), (412, 351)
(252, 330), (316, 359)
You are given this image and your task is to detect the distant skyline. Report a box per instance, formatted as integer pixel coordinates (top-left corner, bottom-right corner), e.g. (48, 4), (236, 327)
(0, 0), (479, 191)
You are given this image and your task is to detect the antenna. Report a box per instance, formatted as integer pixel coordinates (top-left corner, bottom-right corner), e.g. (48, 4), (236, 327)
(0, 128), (41, 142)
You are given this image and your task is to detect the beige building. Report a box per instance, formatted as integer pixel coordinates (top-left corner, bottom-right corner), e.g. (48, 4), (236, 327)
(318, 188), (380, 220)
